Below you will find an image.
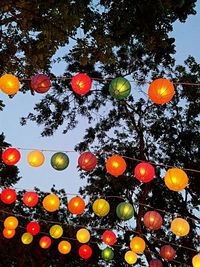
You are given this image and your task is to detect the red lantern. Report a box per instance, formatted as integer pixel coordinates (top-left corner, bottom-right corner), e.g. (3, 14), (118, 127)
(31, 74), (51, 93)
(2, 148), (21, 165)
(143, 211), (163, 230)
(160, 245), (175, 261)
(134, 162), (155, 182)
(79, 244), (92, 259)
(23, 192), (38, 207)
(102, 230), (117, 246)
(71, 73), (92, 95)
(150, 259), (163, 267)
(27, 222), (40, 235)
(1, 188), (16, 204)
(78, 152), (97, 171)
(39, 236), (52, 249)
(68, 196), (85, 215)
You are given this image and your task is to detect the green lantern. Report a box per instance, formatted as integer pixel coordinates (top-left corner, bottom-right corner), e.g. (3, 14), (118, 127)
(51, 152), (69, 171)
(101, 247), (114, 261)
(109, 77), (131, 100)
(116, 202), (134, 221)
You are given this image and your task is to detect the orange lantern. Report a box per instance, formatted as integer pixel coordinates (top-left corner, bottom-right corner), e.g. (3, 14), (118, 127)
(23, 191), (38, 207)
(148, 78), (174, 104)
(130, 237), (146, 254)
(43, 194), (60, 212)
(39, 236), (52, 249)
(2, 148), (21, 165)
(164, 168), (188, 192)
(170, 218), (190, 237)
(68, 196), (85, 215)
(3, 228), (16, 239)
(192, 254), (200, 267)
(78, 151), (97, 171)
(71, 73), (92, 95)
(134, 162), (155, 183)
(143, 211), (163, 230)
(4, 216), (18, 230)
(27, 150), (45, 167)
(58, 240), (71, 254)
(76, 228), (90, 243)
(0, 74), (20, 95)
(1, 188), (17, 204)
(102, 230), (117, 246)
(160, 245), (175, 261)
(106, 155), (126, 176)
(150, 259), (163, 267)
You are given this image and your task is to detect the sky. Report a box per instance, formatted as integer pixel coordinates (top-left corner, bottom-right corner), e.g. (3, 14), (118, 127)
(0, 3), (200, 195)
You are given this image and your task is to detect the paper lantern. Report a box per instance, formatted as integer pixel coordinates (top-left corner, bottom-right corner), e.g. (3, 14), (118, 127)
(106, 155), (126, 176)
(109, 77), (131, 100)
(78, 152), (97, 171)
(1, 188), (17, 204)
(31, 74), (51, 93)
(68, 196), (85, 215)
(101, 247), (114, 261)
(124, 251), (137, 265)
(39, 236), (52, 249)
(76, 228), (90, 243)
(23, 191), (38, 207)
(102, 230), (117, 246)
(58, 240), (71, 254)
(71, 73), (92, 95)
(134, 162), (155, 183)
(43, 194), (60, 212)
(150, 259), (163, 267)
(160, 245), (175, 261)
(148, 78), (175, 104)
(0, 74), (20, 95)
(3, 228), (15, 239)
(92, 199), (110, 217)
(192, 254), (200, 267)
(164, 168), (188, 192)
(51, 152), (69, 171)
(2, 148), (21, 165)
(116, 202), (134, 221)
(143, 211), (163, 230)
(170, 218), (190, 237)
(130, 237), (146, 254)
(27, 150), (45, 167)
(49, 225), (63, 239)
(4, 216), (18, 230)
(79, 244), (92, 259)
(26, 222), (40, 235)
(21, 232), (33, 245)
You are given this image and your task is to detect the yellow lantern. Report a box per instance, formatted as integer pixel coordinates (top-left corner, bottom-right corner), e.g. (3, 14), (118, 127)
(164, 168), (188, 192)
(130, 237), (146, 254)
(43, 194), (60, 212)
(92, 199), (110, 217)
(49, 225), (63, 239)
(171, 218), (190, 237)
(4, 216), (18, 230)
(27, 150), (45, 167)
(21, 232), (33, 245)
(76, 228), (90, 243)
(0, 74), (20, 95)
(192, 254), (200, 267)
(124, 251), (137, 265)
(58, 240), (72, 254)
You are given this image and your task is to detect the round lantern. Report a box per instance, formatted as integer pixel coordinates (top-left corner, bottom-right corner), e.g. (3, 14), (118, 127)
(3, 228), (15, 239)
(68, 196), (85, 215)
(148, 78), (175, 104)
(134, 162), (155, 183)
(43, 194), (60, 212)
(21, 232), (33, 245)
(170, 218), (190, 237)
(23, 191), (38, 207)
(49, 225), (63, 239)
(76, 228), (90, 243)
(160, 245), (175, 261)
(143, 211), (163, 230)
(124, 251), (137, 265)
(2, 148), (21, 165)
(39, 236), (52, 249)
(102, 230), (117, 246)
(31, 74), (51, 94)
(79, 244), (92, 259)
(109, 77), (131, 100)
(92, 199), (110, 217)
(51, 152), (69, 171)
(192, 254), (200, 267)
(101, 247), (114, 261)
(106, 155), (126, 176)
(130, 237), (146, 254)
(71, 73), (92, 95)
(58, 240), (71, 254)
(0, 74), (20, 95)
(150, 259), (163, 267)
(164, 168), (188, 192)
(4, 216), (18, 230)
(78, 152), (97, 171)
(26, 222), (40, 235)
(27, 150), (45, 167)
(116, 202), (134, 221)
(1, 188), (17, 204)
